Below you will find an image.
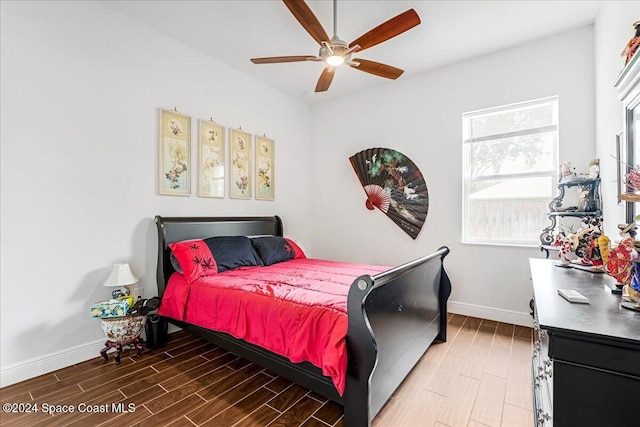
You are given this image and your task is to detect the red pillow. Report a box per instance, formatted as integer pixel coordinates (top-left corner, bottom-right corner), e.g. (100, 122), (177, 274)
(168, 240), (218, 282)
(284, 238), (306, 259)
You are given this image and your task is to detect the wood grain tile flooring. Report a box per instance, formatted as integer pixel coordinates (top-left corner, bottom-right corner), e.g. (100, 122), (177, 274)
(0, 315), (533, 426)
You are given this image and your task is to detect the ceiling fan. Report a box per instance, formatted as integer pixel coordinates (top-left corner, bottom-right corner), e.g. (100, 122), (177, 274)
(250, 0), (421, 93)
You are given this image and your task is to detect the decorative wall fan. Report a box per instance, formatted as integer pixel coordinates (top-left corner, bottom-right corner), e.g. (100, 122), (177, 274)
(251, 0), (421, 92)
(349, 148), (429, 239)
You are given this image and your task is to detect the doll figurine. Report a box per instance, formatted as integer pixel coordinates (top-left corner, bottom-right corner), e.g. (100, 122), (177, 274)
(622, 21), (640, 66)
(559, 162), (575, 182)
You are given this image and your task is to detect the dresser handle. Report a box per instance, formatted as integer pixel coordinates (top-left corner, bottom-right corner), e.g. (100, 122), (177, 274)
(536, 408), (551, 426)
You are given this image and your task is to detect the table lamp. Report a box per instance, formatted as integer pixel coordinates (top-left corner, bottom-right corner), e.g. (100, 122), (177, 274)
(103, 263), (138, 299)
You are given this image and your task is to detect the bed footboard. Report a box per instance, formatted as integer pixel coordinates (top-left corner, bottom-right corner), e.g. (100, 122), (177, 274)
(344, 246), (452, 426)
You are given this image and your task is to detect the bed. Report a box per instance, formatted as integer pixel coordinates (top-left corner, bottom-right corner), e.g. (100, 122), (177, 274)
(155, 215), (452, 426)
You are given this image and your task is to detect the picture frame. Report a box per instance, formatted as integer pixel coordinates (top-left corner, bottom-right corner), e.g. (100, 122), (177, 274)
(159, 109), (191, 196)
(255, 135), (275, 200)
(229, 128), (252, 199)
(198, 120), (225, 198)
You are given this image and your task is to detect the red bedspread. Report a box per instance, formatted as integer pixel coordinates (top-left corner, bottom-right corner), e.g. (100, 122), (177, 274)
(158, 258), (388, 395)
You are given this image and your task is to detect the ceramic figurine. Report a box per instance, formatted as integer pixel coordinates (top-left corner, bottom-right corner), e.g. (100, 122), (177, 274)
(588, 158), (600, 179)
(618, 222), (638, 239)
(559, 162), (575, 182)
(552, 229), (576, 266)
(577, 187), (589, 211)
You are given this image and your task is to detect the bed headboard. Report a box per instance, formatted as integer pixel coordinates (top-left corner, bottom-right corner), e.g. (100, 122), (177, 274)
(154, 215), (283, 296)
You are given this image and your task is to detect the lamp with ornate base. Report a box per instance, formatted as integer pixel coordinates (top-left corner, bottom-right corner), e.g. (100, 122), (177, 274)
(103, 263), (138, 299)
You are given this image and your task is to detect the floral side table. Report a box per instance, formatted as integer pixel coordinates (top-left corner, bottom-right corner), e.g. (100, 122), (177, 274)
(99, 314), (146, 364)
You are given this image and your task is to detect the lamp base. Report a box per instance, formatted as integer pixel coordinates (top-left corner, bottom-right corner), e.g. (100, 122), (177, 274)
(111, 286), (131, 299)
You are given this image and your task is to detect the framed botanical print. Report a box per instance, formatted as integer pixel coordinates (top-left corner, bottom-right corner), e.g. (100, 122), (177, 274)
(229, 128), (252, 199)
(159, 109), (191, 196)
(255, 136), (274, 200)
(198, 120), (225, 198)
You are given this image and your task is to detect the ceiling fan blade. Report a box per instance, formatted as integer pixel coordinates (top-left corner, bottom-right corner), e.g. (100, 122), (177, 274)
(350, 59), (404, 79)
(315, 67), (335, 92)
(283, 0), (330, 45)
(349, 9), (420, 52)
(251, 55), (317, 64)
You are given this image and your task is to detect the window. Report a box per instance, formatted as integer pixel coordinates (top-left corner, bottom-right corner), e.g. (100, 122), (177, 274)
(462, 97), (558, 245)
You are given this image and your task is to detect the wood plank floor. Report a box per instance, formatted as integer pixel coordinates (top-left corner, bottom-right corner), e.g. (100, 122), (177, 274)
(0, 314), (533, 427)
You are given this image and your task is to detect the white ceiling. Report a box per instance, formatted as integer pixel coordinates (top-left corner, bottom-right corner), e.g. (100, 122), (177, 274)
(101, 0), (603, 104)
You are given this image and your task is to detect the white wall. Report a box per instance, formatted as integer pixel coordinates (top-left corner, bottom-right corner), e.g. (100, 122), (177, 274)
(0, 1), (312, 385)
(594, 1), (640, 239)
(309, 26), (596, 322)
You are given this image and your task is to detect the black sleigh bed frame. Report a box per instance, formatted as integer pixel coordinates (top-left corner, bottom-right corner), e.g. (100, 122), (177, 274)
(155, 215), (452, 426)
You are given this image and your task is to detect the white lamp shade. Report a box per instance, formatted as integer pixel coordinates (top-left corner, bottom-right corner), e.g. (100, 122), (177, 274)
(103, 263), (138, 287)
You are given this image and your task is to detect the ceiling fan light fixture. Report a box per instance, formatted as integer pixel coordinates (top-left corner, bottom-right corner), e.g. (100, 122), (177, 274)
(250, 1), (420, 92)
(326, 55), (344, 66)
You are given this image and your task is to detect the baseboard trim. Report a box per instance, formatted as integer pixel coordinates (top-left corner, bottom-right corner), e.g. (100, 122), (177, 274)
(448, 300), (534, 327)
(1, 307), (529, 388)
(1, 323), (184, 388)
(0, 339), (105, 388)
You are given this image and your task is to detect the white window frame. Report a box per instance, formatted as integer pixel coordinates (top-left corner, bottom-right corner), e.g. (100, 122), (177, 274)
(462, 96), (559, 247)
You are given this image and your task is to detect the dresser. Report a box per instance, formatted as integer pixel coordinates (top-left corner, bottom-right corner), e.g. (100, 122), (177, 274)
(529, 258), (640, 427)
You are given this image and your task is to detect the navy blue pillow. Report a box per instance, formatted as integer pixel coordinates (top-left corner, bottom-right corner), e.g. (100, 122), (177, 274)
(203, 236), (263, 272)
(170, 251), (184, 273)
(251, 236), (295, 266)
